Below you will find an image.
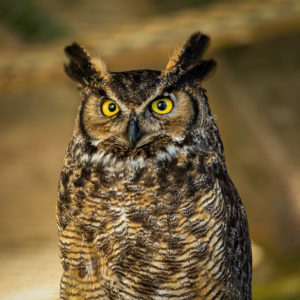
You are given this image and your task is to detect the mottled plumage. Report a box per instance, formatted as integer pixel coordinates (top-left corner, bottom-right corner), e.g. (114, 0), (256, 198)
(57, 32), (252, 299)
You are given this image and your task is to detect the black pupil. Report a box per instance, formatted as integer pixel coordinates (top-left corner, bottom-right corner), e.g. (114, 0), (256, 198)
(108, 103), (116, 112)
(157, 101), (167, 111)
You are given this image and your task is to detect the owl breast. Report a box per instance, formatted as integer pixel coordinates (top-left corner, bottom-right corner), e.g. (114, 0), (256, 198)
(59, 148), (230, 299)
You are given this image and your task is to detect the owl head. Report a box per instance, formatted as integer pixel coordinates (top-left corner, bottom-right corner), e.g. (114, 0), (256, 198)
(64, 32), (223, 164)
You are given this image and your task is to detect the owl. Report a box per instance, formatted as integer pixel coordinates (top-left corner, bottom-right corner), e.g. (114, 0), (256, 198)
(57, 32), (252, 299)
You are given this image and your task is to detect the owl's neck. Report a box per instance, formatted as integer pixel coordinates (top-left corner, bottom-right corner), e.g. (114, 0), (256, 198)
(67, 134), (224, 182)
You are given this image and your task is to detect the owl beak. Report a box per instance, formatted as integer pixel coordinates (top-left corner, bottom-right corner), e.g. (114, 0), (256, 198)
(127, 116), (139, 149)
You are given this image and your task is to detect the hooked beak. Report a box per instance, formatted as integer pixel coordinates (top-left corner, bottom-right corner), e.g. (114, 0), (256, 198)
(127, 116), (139, 149)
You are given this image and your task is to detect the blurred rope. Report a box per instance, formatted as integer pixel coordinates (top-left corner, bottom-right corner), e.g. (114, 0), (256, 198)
(150, 0), (225, 13)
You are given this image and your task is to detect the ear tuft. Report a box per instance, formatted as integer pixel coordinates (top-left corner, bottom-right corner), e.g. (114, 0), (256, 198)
(90, 55), (108, 79)
(164, 32), (210, 74)
(64, 42), (108, 87)
(179, 59), (217, 85)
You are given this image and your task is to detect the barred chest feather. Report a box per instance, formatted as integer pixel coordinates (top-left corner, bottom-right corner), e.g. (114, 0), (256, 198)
(57, 148), (234, 300)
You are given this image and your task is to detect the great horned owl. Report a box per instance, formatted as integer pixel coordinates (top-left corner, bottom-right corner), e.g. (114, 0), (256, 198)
(57, 32), (252, 299)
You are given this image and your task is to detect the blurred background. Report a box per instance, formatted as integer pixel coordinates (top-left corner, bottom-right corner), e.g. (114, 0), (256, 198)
(0, 0), (299, 299)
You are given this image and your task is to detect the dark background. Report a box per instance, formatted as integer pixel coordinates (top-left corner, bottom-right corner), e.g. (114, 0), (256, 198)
(0, 0), (299, 299)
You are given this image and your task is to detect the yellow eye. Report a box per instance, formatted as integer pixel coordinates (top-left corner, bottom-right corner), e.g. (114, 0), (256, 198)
(151, 98), (173, 115)
(101, 100), (120, 117)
